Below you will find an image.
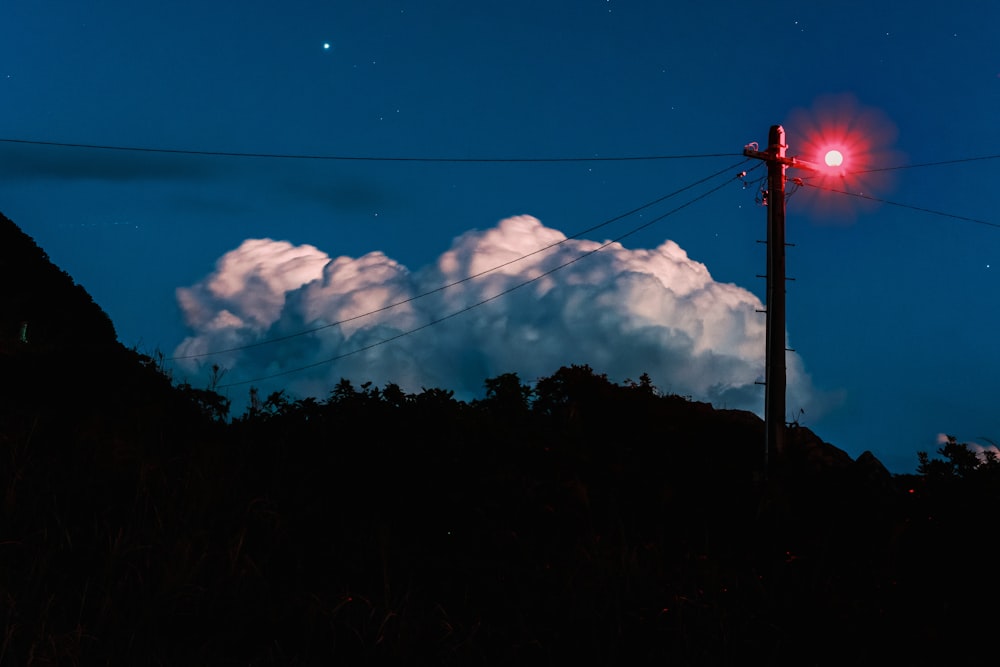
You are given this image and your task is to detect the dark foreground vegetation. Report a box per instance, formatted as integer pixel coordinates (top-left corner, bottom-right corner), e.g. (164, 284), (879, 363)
(3, 211), (999, 665)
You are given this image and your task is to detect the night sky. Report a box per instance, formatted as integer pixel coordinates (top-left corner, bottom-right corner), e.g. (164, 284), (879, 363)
(2, 1), (998, 472)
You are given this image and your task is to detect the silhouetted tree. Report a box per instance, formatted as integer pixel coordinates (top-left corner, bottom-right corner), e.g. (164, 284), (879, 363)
(917, 435), (1000, 482)
(532, 364), (612, 419)
(176, 381), (230, 422)
(480, 372), (533, 415)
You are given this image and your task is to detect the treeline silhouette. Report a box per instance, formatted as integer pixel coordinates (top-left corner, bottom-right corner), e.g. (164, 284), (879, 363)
(2, 210), (999, 665)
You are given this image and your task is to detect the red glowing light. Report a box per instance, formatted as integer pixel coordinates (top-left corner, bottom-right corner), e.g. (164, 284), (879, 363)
(824, 150), (844, 167)
(786, 94), (903, 222)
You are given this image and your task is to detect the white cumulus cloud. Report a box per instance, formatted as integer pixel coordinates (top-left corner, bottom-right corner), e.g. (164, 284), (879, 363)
(172, 215), (827, 415)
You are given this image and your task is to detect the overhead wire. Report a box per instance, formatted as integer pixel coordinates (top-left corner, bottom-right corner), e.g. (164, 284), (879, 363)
(849, 154), (1000, 175)
(216, 161), (754, 388)
(170, 157), (754, 360)
(4, 137), (996, 168)
(799, 181), (1000, 229)
(0, 137), (741, 163)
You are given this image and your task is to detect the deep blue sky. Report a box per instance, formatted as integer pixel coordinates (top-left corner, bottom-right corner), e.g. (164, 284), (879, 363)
(2, 1), (998, 471)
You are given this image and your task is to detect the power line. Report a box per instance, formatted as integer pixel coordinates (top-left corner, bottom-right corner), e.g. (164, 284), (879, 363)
(800, 181), (1000, 229)
(171, 158), (755, 361)
(851, 154), (1000, 174)
(216, 164), (751, 388)
(6, 136), (997, 170)
(0, 137), (741, 163)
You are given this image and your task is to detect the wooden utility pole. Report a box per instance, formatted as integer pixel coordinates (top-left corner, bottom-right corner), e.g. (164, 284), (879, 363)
(744, 125), (825, 471)
(744, 125), (811, 470)
(744, 126), (826, 471)
(763, 126), (787, 468)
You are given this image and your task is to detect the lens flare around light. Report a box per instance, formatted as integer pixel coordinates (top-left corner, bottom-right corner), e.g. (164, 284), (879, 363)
(786, 93), (903, 222)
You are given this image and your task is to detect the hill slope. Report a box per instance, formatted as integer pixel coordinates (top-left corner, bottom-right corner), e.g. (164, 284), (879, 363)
(2, 211), (996, 665)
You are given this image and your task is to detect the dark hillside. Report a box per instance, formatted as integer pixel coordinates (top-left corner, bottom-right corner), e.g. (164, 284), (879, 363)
(0, 211), (116, 350)
(1, 211), (998, 665)
(0, 212), (225, 662)
(0, 210), (207, 417)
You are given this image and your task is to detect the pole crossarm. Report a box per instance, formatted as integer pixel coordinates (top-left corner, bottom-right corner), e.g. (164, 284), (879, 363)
(743, 146), (820, 172)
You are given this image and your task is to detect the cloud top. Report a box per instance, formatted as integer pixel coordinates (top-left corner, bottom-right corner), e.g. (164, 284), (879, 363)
(173, 215), (824, 415)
